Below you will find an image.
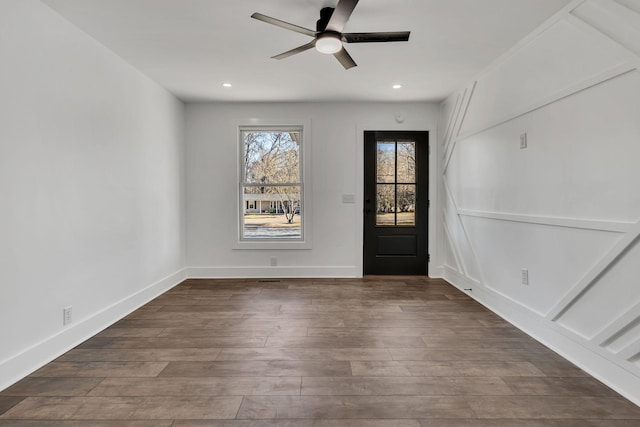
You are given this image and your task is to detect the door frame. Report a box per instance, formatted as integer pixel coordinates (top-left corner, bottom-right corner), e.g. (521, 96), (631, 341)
(355, 119), (437, 278)
(362, 130), (429, 276)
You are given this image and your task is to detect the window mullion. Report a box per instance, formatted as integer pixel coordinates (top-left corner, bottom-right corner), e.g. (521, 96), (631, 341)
(394, 141), (398, 226)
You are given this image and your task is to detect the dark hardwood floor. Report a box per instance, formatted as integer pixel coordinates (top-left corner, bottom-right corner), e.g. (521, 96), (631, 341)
(2, 277), (640, 426)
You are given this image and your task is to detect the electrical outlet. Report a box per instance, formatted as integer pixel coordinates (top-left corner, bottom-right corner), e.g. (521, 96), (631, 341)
(270, 256), (278, 267)
(63, 306), (72, 325)
(520, 132), (528, 149)
(521, 268), (529, 285)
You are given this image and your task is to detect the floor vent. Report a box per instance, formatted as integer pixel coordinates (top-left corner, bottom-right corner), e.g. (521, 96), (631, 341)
(256, 279), (282, 283)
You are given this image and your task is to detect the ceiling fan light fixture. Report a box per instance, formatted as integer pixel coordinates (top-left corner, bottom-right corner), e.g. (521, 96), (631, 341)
(251, 0), (411, 70)
(315, 32), (343, 54)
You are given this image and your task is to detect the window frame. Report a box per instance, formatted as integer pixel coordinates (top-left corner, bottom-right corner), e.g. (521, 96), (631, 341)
(234, 119), (312, 250)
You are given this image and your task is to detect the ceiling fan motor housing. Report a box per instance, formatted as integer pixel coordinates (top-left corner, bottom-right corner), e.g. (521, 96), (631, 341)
(317, 7), (335, 32)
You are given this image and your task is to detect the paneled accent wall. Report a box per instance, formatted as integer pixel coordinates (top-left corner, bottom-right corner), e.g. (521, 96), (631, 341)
(440, 0), (640, 405)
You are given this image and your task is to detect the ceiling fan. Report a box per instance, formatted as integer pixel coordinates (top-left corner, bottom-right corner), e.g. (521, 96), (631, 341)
(251, 0), (411, 70)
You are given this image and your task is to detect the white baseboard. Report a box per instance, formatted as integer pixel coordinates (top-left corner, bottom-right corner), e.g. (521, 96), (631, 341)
(185, 266), (362, 279)
(0, 268), (187, 392)
(443, 266), (640, 407)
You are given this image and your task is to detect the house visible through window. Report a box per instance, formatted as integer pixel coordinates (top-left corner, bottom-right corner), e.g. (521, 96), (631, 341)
(240, 127), (303, 240)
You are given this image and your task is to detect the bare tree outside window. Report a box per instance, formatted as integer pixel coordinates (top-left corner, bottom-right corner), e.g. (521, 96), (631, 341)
(240, 128), (303, 239)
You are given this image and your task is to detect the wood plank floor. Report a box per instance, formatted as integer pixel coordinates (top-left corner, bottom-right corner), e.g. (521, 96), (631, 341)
(2, 277), (640, 426)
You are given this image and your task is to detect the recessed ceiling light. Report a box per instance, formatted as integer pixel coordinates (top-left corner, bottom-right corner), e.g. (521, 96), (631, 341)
(392, 84), (403, 89)
(223, 83), (232, 88)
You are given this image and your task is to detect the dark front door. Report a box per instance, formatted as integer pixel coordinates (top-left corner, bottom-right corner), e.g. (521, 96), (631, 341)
(364, 131), (428, 275)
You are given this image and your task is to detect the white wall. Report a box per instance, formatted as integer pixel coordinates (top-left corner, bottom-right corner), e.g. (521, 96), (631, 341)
(441, 0), (640, 405)
(186, 102), (440, 278)
(0, 0), (186, 390)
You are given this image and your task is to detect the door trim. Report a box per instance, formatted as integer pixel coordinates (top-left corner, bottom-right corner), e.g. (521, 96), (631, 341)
(363, 130), (429, 276)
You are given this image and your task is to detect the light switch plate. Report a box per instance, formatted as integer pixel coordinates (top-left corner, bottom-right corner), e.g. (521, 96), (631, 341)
(342, 194), (356, 204)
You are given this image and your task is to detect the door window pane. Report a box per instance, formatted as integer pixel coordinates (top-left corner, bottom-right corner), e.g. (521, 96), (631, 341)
(397, 141), (416, 183)
(397, 184), (416, 226)
(376, 142), (395, 183)
(376, 184), (395, 226)
(374, 139), (417, 227)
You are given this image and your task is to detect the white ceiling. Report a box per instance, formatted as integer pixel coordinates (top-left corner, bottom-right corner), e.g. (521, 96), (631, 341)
(41, 0), (572, 103)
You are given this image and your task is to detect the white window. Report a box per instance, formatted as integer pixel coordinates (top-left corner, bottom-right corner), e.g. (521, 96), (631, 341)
(237, 124), (311, 249)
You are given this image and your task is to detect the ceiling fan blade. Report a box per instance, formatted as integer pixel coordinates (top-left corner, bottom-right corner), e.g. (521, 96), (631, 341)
(333, 47), (357, 69)
(326, 0), (359, 33)
(344, 31), (411, 43)
(251, 12), (316, 37)
(272, 41), (317, 60)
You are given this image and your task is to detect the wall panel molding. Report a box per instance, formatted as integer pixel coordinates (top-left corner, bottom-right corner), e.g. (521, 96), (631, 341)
(617, 338), (640, 360)
(456, 0), (637, 140)
(439, 0), (640, 408)
(567, 14), (640, 74)
(615, 0), (640, 14)
(548, 221), (640, 321)
(442, 211), (465, 276)
(456, 63), (635, 142)
(442, 177), (467, 276)
(444, 266), (640, 406)
(443, 82), (475, 174)
(442, 180), (484, 285)
(441, 92), (461, 154)
(481, 280), (548, 318)
(596, 301), (640, 346)
(458, 209), (634, 233)
(572, 0), (640, 59)
(469, 0), (588, 84)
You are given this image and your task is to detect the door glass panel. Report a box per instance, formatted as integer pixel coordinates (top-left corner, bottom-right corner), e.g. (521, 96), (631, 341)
(376, 142), (395, 183)
(376, 184), (395, 226)
(397, 184), (416, 226)
(397, 141), (416, 183)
